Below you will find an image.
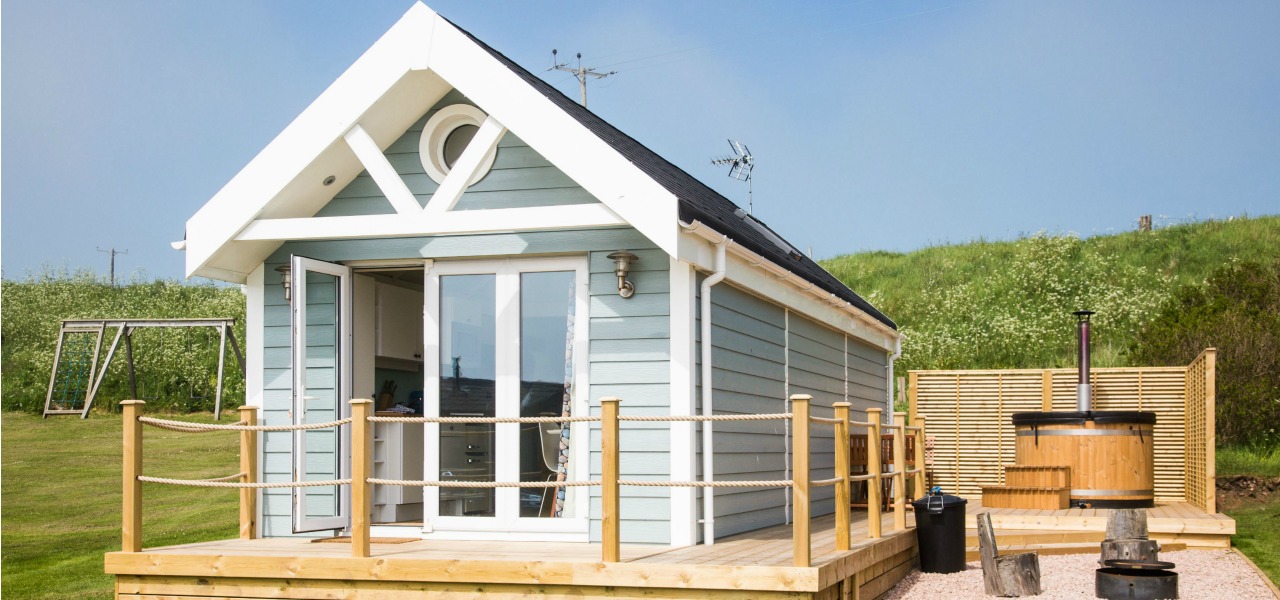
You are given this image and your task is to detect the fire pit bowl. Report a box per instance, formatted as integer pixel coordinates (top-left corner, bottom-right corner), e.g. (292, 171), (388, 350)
(1096, 561), (1179, 600)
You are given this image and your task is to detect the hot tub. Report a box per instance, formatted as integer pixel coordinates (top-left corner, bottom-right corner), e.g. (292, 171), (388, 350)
(1012, 411), (1156, 508)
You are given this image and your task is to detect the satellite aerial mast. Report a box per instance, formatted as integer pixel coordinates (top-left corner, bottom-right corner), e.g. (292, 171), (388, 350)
(711, 139), (755, 213)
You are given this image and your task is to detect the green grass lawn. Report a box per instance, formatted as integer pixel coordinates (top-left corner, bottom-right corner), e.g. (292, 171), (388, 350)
(1223, 494), (1280, 588)
(1, 411), (240, 600)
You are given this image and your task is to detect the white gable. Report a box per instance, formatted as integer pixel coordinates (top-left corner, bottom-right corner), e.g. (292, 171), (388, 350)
(186, 2), (677, 282)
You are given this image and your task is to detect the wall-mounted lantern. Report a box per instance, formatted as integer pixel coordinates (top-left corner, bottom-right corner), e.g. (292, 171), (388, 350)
(276, 265), (292, 302)
(607, 251), (638, 298)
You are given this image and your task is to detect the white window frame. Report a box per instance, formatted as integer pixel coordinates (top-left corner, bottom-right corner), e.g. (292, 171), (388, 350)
(423, 256), (591, 541)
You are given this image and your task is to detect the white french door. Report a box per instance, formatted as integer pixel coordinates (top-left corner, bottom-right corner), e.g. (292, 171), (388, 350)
(290, 256), (353, 533)
(424, 257), (589, 539)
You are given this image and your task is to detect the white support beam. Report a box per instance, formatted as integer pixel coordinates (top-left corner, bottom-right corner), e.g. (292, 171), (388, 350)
(235, 203), (626, 242)
(343, 123), (422, 215)
(422, 115), (507, 217)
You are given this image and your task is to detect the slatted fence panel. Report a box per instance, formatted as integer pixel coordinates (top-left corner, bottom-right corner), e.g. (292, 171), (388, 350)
(911, 356), (1214, 505)
(1184, 349), (1216, 512)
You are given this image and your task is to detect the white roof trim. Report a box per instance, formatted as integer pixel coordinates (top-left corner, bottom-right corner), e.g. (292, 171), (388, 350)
(185, 2), (678, 280)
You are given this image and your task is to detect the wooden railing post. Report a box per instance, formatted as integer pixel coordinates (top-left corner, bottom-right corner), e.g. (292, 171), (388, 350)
(601, 397), (621, 562)
(350, 399), (373, 558)
(866, 408), (882, 539)
(238, 405), (259, 540)
(121, 400), (144, 552)
(913, 415), (927, 500)
(833, 402), (851, 551)
(893, 412), (907, 531)
(791, 394), (811, 567)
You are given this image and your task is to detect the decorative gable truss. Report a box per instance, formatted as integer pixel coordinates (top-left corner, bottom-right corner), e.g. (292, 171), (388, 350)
(186, 3), (676, 282)
(235, 111), (625, 243)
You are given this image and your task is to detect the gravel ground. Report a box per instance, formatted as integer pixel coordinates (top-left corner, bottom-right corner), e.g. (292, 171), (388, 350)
(882, 550), (1275, 599)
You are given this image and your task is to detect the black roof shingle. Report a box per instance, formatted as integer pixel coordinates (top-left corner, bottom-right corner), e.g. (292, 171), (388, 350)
(448, 18), (896, 330)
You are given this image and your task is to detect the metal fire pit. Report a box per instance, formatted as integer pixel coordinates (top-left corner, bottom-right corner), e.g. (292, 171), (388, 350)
(1096, 559), (1178, 599)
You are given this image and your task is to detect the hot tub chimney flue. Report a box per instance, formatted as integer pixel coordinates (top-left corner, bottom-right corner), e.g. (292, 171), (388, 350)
(1074, 310), (1095, 412)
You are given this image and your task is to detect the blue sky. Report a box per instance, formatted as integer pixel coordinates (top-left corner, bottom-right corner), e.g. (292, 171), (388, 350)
(3, 0), (1278, 282)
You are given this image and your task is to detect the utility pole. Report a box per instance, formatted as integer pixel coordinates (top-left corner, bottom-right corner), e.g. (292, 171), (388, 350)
(549, 49), (616, 107)
(97, 247), (128, 288)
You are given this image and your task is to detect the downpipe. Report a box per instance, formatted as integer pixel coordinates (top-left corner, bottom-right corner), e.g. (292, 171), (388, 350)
(700, 236), (729, 545)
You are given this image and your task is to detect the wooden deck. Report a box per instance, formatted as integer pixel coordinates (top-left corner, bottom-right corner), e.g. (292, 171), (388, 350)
(967, 499), (1235, 555)
(107, 512), (919, 600)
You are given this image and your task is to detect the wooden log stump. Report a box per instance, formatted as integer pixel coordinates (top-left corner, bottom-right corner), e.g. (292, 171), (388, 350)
(1099, 539), (1161, 565)
(1104, 508), (1148, 541)
(978, 512), (1043, 597)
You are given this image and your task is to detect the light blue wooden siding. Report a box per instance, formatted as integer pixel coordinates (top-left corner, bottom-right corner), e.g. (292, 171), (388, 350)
(316, 90), (598, 218)
(257, 227), (671, 542)
(587, 247), (671, 545)
(788, 314), (847, 519)
(847, 338), (889, 417)
(701, 283), (789, 538)
(695, 282), (892, 539)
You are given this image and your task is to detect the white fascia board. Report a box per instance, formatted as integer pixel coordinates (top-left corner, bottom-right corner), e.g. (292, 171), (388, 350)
(236, 203), (626, 242)
(185, 3), (439, 278)
(677, 223), (898, 352)
(422, 15), (679, 256)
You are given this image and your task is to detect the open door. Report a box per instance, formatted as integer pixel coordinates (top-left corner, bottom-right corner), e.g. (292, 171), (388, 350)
(291, 256), (353, 533)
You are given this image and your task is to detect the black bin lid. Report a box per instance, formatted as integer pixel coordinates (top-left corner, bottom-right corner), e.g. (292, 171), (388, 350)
(911, 493), (967, 509)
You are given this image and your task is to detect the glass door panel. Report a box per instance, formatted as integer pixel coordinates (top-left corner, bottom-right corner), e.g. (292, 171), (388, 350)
(518, 271), (577, 518)
(291, 256), (351, 533)
(437, 274), (496, 517)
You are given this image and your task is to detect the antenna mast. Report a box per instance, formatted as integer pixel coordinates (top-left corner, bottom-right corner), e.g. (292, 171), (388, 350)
(548, 50), (616, 108)
(711, 139), (755, 213)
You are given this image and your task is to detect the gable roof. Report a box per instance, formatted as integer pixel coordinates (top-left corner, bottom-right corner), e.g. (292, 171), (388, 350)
(450, 20), (895, 329)
(183, 2), (893, 330)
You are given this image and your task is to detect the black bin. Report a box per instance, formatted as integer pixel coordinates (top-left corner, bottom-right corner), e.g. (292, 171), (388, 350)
(911, 490), (968, 573)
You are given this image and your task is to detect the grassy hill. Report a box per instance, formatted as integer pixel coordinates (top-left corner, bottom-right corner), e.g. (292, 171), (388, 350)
(821, 215), (1280, 374)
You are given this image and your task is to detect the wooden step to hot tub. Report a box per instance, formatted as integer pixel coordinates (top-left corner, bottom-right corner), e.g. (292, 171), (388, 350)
(1003, 465), (1071, 488)
(980, 485), (1071, 510)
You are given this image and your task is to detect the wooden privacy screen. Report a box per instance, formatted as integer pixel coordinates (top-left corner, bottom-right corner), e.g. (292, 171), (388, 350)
(909, 349), (1217, 512)
(1184, 349), (1216, 513)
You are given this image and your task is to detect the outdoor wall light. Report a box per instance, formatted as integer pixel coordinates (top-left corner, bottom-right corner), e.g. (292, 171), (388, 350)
(607, 250), (638, 298)
(276, 265), (292, 302)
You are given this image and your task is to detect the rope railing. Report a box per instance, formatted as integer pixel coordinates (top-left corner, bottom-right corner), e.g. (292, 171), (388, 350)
(139, 416), (351, 432)
(119, 394), (928, 570)
(368, 415), (599, 424)
(617, 413), (790, 422)
(369, 479), (601, 488)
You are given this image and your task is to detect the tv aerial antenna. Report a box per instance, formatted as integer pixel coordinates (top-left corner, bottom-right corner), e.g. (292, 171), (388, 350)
(711, 139), (755, 213)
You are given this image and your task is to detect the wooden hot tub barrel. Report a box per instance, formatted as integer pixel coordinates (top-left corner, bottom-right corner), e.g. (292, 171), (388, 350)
(1012, 411), (1156, 508)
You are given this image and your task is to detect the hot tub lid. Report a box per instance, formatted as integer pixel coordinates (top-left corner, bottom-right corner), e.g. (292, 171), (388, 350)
(1011, 411), (1157, 426)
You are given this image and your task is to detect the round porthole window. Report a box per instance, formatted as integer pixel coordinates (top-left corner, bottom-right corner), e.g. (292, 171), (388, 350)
(418, 104), (498, 186)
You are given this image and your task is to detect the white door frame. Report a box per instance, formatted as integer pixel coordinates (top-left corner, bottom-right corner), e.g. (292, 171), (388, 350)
(290, 256), (353, 533)
(423, 256), (590, 540)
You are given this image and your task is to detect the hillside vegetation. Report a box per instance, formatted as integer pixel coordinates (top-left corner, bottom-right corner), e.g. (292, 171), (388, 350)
(822, 215), (1280, 446)
(1, 269), (246, 414)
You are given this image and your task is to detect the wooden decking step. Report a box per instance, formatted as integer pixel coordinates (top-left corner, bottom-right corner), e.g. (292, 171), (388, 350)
(981, 485), (1071, 510)
(964, 541), (1187, 562)
(964, 528), (1103, 547)
(1003, 465), (1072, 488)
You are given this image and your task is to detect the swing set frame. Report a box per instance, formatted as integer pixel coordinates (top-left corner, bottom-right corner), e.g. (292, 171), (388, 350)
(42, 318), (245, 420)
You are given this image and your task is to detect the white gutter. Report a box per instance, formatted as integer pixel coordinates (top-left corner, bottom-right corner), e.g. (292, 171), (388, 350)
(678, 221), (899, 343)
(886, 334), (903, 423)
(686, 223), (730, 545)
